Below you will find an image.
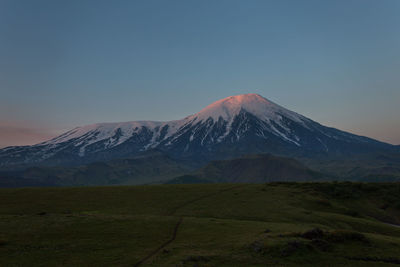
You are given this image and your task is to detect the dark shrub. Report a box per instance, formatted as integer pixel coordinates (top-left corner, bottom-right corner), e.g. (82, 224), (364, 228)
(249, 240), (264, 253)
(311, 238), (331, 251)
(344, 210), (360, 217)
(280, 240), (313, 256)
(301, 228), (324, 240)
(327, 230), (367, 243)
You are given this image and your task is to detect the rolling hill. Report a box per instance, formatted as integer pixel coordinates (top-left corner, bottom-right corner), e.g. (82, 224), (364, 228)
(0, 152), (187, 187)
(169, 154), (326, 184)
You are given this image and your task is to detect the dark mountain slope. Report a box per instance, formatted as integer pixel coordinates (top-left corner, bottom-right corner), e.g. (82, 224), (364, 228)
(165, 175), (213, 184)
(0, 152), (187, 187)
(182, 154), (327, 183)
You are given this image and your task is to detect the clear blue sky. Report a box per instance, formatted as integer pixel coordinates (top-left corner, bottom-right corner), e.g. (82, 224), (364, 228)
(1, 0), (399, 147)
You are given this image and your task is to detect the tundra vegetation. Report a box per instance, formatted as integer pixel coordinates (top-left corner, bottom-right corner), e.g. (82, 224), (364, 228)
(0, 182), (399, 266)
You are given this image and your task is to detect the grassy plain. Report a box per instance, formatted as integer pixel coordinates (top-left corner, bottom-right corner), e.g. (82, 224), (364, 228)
(0, 182), (399, 266)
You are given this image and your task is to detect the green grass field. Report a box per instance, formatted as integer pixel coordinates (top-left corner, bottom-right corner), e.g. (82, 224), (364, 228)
(0, 182), (400, 266)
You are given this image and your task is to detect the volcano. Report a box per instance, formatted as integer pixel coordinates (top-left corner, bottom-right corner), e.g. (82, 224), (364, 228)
(0, 94), (397, 169)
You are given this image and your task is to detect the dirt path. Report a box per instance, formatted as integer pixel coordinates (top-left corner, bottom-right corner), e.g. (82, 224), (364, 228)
(166, 184), (245, 216)
(133, 184), (246, 266)
(133, 216), (183, 267)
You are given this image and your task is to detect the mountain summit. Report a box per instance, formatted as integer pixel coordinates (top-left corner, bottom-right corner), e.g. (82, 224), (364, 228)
(0, 93), (396, 169)
(189, 93), (304, 123)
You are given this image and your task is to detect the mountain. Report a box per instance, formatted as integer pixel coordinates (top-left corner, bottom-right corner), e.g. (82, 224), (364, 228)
(0, 94), (397, 171)
(0, 152), (187, 187)
(176, 154), (325, 183)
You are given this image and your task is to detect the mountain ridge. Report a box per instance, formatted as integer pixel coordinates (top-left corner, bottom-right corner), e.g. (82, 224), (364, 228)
(0, 151), (187, 187)
(168, 154), (326, 184)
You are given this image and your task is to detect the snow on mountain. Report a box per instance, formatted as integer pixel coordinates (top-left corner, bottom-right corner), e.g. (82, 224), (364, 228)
(41, 121), (165, 155)
(0, 93), (396, 168)
(41, 93), (305, 151)
(178, 94), (310, 146)
(188, 93), (306, 124)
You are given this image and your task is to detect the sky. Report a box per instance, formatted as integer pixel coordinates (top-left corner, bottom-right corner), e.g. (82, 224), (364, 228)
(0, 0), (399, 148)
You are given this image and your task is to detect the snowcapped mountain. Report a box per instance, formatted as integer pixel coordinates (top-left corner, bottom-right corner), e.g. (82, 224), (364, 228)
(0, 94), (396, 169)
